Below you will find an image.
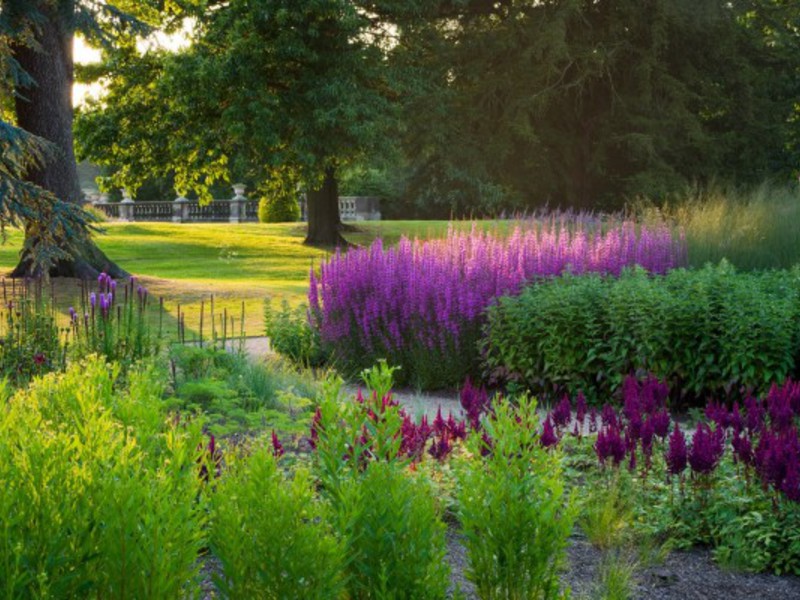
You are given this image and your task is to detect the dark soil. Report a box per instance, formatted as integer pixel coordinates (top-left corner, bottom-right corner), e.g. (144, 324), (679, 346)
(445, 532), (800, 600)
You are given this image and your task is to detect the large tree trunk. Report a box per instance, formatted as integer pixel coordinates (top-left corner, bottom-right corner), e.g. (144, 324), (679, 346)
(10, 1), (126, 279)
(304, 167), (347, 247)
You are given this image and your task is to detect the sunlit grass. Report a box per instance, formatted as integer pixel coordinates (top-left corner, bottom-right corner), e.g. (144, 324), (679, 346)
(642, 183), (800, 270)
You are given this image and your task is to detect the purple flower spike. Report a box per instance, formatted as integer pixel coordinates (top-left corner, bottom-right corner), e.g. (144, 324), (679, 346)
(540, 416), (559, 448)
(688, 423), (724, 475)
(89, 292), (97, 308)
(666, 424), (687, 476)
(271, 430), (285, 458)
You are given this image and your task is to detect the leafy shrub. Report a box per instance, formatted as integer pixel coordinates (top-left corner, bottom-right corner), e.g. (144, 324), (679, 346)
(309, 218), (685, 389)
(264, 298), (327, 367)
(0, 356), (206, 598)
(484, 262), (800, 404)
(210, 444), (344, 599)
(457, 395), (574, 599)
(312, 366), (450, 599)
(258, 192), (300, 222)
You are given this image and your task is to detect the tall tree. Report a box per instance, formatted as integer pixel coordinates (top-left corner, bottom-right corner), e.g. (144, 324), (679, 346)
(0, 0), (194, 277)
(77, 0), (398, 247)
(395, 0), (800, 212)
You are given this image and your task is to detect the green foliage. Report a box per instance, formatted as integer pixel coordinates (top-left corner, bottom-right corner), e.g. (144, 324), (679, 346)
(312, 366), (450, 599)
(258, 193), (300, 223)
(169, 343), (318, 436)
(484, 264), (800, 404)
(0, 356), (206, 598)
(397, 1), (800, 211)
(210, 445), (345, 599)
(264, 298), (327, 367)
(77, 0), (398, 204)
(457, 396), (574, 599)
(592, 552), (637, 600)
(579, 475), (635, 551)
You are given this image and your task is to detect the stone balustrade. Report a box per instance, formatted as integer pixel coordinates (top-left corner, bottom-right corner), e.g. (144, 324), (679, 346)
(87, 185), (381, 223)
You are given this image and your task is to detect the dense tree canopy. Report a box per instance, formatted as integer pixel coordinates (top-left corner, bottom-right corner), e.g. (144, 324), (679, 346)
(75, 0), (800, 223)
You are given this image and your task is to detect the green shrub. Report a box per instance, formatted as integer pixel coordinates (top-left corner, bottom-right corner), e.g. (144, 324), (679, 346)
(210, 445), (344, 599)
(313, 366), (450, 599)
(258, 193), (300, 222)
(264, 298), (327, 367)
(457, 396), (574, 599)
(483, 263), (800, 404)
(0, 356), (206, 598)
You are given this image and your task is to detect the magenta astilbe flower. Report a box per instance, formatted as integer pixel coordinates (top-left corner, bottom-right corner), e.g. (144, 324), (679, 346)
(601, 404), (618, 429)
(665, 424), (687, 476)
(595, 425), (626, 466)
(731, 432), (753, 466)
(460, 378), (491, 429)
(688, 423), (724, 475)
(552, 395), (571, 429)
(271, 430), (285, 458)
(766, 383), (794, 433)
(446, 414), (467, 440)
(433, 408), (447, 436)
(650, 409), (671, 439)
(744, 394), (765, 433)
(705, 401), (730, 430)
(730, 402), (744, 434)
(782, 459), (800, 502)
(540, 416), (559, 448)
(428, 433), (453, 461)
(308, 407), (322, 450)
(575, 391), (588, 425)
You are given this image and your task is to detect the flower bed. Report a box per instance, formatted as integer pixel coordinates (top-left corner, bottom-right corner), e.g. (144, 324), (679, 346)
(309, 218), (685, 388)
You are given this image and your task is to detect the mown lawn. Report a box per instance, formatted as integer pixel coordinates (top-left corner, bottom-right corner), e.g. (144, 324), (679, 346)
(0, 221), (458, 337)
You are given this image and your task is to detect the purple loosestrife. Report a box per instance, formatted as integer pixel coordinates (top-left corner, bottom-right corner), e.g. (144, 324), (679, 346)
(575, 392), (588, 425)
(688, 423), (724, 475)
(666, 424), (687, 476)
(309, 219), (685, 383)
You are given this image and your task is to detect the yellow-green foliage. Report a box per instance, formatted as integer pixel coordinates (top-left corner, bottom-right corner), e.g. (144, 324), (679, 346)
(646, 183), (800, 270)
(579, 475), (634, 550)
(457, 396), (575, 600)
(0, 357), (206, 598)
(210, 445), (345, 600)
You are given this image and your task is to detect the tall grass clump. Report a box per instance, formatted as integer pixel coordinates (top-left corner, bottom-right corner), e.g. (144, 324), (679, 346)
(309, 218), (685, 388)
(457, 395), (575, 599)
(649, 183), (800, 270)
(0, 356), (206, 598)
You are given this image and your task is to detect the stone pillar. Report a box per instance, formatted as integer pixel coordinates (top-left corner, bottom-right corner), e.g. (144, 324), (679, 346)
(119, 189), (135, 222)
(173, 195), (189, 223)
(230, 183), (246, 223)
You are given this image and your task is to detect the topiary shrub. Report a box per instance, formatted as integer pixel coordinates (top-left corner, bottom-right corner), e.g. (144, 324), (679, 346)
(258, 193), (300, 223)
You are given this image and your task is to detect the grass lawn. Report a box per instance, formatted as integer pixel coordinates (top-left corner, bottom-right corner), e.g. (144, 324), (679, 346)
(0, 221), (458, 338)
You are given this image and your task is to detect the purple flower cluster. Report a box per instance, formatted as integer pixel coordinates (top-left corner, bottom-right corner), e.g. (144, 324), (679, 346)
(309, 220), (685, 383)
